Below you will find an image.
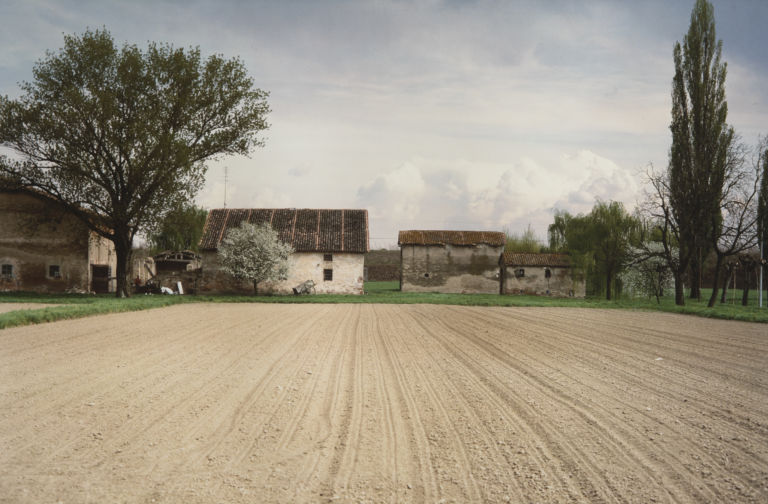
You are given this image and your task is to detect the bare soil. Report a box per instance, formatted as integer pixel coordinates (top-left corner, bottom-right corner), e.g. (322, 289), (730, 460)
(1, 304), (767, 503)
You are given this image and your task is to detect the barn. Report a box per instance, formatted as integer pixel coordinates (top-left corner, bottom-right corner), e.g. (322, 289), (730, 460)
(398, 230), (505, 294)
(500, 252), (585, 297)
(0, 190), (116, 293)
(197, 208), (369, 295)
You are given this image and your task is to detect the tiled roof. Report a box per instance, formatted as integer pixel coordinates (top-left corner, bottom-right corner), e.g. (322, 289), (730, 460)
(398, 230), (506, 247)
(199, 208), (369, 253)
(501, 252), (572, 267)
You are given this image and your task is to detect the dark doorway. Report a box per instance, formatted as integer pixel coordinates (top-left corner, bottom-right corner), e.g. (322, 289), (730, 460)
(91, 265), (110, 293)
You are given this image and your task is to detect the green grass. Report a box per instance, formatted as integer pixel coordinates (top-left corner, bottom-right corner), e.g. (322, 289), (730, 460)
(1, 282), (767, 330)
(0, 292), (191, 330)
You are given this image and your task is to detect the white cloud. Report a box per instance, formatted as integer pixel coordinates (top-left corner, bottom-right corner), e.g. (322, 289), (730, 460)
(357, 150), (639, 247)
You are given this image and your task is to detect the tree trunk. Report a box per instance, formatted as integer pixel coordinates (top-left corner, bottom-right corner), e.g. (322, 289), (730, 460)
(707, 254), (723, 307)
(720, 263), (733, 304)
(605, 269), (613, 301)
(741, 267), (751, 306)
(674, 270), (685, 306)
(113, 232), (133, 298)
(689, 253), (701, 300)
(253, 280), (259, 296)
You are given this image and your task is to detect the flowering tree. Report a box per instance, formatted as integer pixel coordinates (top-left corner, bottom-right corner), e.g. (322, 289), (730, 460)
(619, 243), (675, 304)
(218, 222), (293, 295)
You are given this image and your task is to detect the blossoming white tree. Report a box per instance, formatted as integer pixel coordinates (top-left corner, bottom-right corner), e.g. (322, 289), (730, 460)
(218, 222), (293, 295)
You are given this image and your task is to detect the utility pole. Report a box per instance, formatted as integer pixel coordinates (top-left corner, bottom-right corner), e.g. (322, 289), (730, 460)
(224, 166), (228, 208)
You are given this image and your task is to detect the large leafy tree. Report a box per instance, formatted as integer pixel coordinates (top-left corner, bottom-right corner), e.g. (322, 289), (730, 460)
(218, 222), (293, 295)
(668, 0), (734, 305)
(0, 29), (269, 296)
(148, 204), (208, 253)
(548, 201), (639, 300)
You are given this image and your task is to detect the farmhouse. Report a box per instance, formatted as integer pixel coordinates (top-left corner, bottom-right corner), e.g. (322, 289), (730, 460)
(0, 190), (116, 293)
(398, 230), (505, 294)
(500, 252), (584, 297)
(197, 208), (369, 295)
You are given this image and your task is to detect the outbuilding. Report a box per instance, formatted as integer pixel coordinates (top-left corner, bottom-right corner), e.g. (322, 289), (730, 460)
(0, 190), (116, 293)
(398, 230), (505, 294)
(197, 208), (369, 295)
(500, 252), (584, 297)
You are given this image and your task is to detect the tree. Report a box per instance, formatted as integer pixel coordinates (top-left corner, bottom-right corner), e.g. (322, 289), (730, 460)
(758, 141), (768, 305)
(148, 205), (208, 253)
(620, 243), (674, 304)
(0, 29), (269, 297)
(706, 140), (760, 307)
(504, 224), (541, 253)
(548, 201), (639, 300)
(218, 222), (293, 295)
(667, 0), (734, 305)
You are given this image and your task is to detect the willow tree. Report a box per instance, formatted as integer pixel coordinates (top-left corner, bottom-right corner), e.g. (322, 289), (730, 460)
(668, 0), (734, 305)
(0, 29), (269, 296)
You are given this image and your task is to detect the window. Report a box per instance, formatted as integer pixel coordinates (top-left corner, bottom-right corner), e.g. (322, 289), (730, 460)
(545, 268), (552, 279)
(323, 253), (333, 262)
(323, 269), (333, 281)
(49, 265), (61, 278)
(1, 264), (12, 278)
(515, 268), (525, 278)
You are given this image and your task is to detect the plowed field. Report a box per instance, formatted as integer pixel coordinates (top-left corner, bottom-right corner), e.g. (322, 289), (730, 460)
(1, 304), (767, 503)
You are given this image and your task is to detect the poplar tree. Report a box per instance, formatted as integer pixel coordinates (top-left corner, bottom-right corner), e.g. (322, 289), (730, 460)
(668, 0), (734, 305)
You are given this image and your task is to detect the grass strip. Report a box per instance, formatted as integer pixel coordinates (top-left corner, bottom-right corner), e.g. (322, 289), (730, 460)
(1, 282), (766, 329)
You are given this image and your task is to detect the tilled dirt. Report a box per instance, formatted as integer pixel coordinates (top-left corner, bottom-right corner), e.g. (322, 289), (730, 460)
(1, 304), (767, 503)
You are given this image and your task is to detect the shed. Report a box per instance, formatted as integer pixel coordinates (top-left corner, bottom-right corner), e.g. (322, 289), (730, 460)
(500, 252), (584, 297)
(398, 230), (505, 294)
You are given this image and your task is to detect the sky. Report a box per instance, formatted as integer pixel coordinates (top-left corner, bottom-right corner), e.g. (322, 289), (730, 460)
(1, 0), (767, 248)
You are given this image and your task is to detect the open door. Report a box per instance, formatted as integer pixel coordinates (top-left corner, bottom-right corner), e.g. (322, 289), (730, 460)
(91, 265), (110, 293)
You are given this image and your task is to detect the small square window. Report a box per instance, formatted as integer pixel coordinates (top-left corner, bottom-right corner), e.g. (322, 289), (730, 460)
(1, 264), (12, 277)
(323, 254), (333, 262)
(323, 268), (333, 281)
(515, 268), (525, 278)
(49, 265), (61, 278)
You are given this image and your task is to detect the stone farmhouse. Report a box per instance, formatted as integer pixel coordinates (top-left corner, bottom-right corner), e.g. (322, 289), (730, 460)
(198, 208), (369, 295)
(398, 230), (505, 294)
(500, 252), (584, 297)
(0, 190), (116, 293)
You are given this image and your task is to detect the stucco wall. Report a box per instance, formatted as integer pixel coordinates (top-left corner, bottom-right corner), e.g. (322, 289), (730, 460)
(88, 232), (118, 292)
(0, 192), (96, 293)
(400, 244), (503, 294)
(198, 251), (365, 295)
(502, 265), (585, 298)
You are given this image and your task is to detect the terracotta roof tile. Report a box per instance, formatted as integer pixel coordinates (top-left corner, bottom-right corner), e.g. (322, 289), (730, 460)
(501, 252), (572, 267)
(199, 208), (369, 253)
(398, 230), (505, 247)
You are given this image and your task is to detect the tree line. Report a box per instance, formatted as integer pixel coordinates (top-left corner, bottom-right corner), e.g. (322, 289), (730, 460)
(510, 0), (767, 307)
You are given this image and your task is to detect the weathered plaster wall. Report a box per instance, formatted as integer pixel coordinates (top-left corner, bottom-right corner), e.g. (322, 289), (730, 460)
(400, 244), (502, 294)
(0, 192), (97, 293)
(88, 233), (117, 292)
(198, 252), (365, 295)
(502, 265), (585, 298)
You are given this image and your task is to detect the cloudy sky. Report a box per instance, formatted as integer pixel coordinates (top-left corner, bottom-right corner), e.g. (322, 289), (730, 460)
(2, 0), (767, 248)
